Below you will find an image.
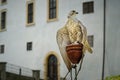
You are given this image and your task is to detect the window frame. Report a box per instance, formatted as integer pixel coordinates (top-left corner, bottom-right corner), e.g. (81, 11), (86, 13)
(47, 0), (58, 22)
(83, 1), (94, 14)
(26, 0), (35, 26)
(0, 9), (7, 32)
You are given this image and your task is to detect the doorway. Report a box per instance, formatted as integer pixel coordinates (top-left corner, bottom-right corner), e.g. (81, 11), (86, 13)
(47, 55), (58, 80)
(44, 51), (60, 80)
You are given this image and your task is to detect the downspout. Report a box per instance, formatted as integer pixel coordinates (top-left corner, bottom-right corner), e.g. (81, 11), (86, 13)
(102, 0), (106, 79)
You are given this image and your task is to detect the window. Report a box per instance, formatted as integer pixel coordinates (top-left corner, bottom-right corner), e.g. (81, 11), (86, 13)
(47, 0), (58, 21)
(0, 45), (5, 54)
(1, 0), (7, 4)
(83, 1), (94, 14)
(27, 42), (32, 51)
(0, 9), (6, 31)
(26, 0), (35, 26)
(88, 35), (94, 47)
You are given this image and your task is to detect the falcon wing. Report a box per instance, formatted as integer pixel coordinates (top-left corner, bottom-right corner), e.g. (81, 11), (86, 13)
(56, 27), (72, 71)
(79, 22), (93, 53)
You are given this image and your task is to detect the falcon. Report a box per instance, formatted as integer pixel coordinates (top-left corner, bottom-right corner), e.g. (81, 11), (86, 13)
(56, 10), (93, 71)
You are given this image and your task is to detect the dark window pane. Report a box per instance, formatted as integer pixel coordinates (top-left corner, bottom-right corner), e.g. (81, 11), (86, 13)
(49, 0), (57, 19)
(89, 2), (94, 12)
(0, 45), (4, 53)
(88, 35), (94, 47)
(53, 8), (56, 18)
(27, 42), (32, 51)
(1, 12), (6, 30)
(27, 3), (33, 23)
(83, 1), (94, 14)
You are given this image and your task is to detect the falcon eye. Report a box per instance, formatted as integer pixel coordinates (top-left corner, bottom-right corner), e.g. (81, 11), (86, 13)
(72, 10), (75, 13)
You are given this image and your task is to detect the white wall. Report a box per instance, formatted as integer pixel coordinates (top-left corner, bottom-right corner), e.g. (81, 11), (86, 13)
(0, 0), (105, 80)
(105, 0), (120, 77)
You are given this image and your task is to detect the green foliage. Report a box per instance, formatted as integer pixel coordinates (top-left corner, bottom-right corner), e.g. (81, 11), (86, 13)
(105, 75), (120, 80)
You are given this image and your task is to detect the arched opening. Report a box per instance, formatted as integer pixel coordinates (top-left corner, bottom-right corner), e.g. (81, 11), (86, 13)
(44, 51), (60, 80)
(47, 55), (58, 80)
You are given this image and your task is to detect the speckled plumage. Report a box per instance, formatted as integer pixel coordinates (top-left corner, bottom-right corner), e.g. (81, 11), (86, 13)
(56, 10), (93, 71)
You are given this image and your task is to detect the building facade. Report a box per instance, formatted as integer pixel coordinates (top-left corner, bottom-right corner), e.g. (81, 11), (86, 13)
(0, 0), (120, 80)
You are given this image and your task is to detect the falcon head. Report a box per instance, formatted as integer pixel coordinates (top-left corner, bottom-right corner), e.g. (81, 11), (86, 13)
(68, 10), (79, 18)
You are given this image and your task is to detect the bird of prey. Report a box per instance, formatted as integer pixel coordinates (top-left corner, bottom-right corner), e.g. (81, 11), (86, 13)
(56, 10), (93, 71)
